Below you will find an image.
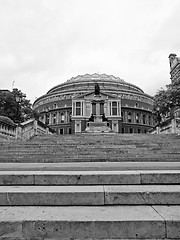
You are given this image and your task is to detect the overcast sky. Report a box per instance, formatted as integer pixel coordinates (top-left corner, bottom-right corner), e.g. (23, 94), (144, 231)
(0, 0), (180, 103)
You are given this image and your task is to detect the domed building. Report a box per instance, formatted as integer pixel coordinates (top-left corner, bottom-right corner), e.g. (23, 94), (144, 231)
(33, 73), (154, 134)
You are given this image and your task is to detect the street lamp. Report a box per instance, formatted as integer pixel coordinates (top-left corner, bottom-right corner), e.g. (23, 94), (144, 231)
(15, 94), (22, 124)
(156, 107), (161, 134)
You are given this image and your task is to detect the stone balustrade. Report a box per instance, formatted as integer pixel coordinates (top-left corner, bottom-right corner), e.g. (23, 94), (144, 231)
(0, 117), (53, 141)
(149, 117), (180, 134)
(0, 117), (16, 140)
(17, 119), (53, 140)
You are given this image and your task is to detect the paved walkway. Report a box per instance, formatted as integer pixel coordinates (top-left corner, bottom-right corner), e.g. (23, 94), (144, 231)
(0, 161), (180, 171)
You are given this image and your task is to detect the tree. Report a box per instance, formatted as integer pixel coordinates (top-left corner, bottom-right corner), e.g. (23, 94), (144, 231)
(0, 90), (17, 120)
(0, 88), (33, 123)
(153, 81), (180, 125)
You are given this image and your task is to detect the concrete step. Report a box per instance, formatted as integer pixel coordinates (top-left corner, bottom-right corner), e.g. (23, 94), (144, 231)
(0, 205), (180, 239)
(0, 170), (180, 185)
(0, 134), (180, 163)
(0, 185), (180, 206)
(1, 162), (180, 171)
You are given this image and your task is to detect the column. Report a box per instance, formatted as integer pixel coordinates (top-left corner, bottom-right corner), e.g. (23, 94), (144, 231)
(43, 114), (46, 124)
(96, 102), (100, 115)
(83, 101), (86, 117)
(104, 102), (107, 116)
(125, 111), (128, 123)
(49, 113), (52, 124)
(118, 101), (121, 116)
(65, 111), (68, 123)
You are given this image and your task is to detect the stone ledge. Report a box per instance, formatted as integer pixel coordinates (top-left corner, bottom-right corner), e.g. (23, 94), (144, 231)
(0, 206), (166, 239)
(104, 185), (180, 205)
(0, 171), (140, 185)
(0, 170), (180, 185)
(0, 185), (179, 206)
(0, 162), (180, 171)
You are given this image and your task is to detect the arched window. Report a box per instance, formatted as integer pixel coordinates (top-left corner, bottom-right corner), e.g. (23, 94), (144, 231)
(53, 103), (57, 109)
(61, 113), (65, 123)
(129, 128), (133, 133)
(53, 113), (57, 124)
(128, 112), (132, 123)
(136, 113), (139, 123)
(148, 116), (151, 125)
(143, 114), (146, 124)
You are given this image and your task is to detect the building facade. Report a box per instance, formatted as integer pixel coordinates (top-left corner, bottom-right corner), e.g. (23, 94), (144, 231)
(169, 53), (180, 84)
(33, 73), (154, 134)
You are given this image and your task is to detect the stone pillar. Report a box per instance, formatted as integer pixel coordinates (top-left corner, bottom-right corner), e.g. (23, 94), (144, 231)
(118, 101), (121, 116)
(140, 113), (142, 124)
(49, 113), (52, 124)
(104, 102), (107, 116)
(56, 112), (60, 123)
(33, 120), (38, 135)
(96, 103), (100, 115)
(171, 118), (177, 133)
(125, 111), (128, 123)
(42, 114), (45, 124)
(133, 112), (136, 123)
(65, 111), (68, 123)
(83, 101), (86, 116)
(156, 126), (160, 134)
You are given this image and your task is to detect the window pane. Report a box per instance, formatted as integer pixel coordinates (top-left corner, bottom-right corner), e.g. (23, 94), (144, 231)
(128, 112), (132, 122)
(76, 102), (81, 116)
(76, 108), (81, 115)
(112, 108), (117, 115)
(112, 102), (117, 115)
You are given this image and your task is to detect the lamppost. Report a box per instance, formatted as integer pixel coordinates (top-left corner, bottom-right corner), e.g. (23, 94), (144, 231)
(15, 94), (22, 124)
(156, 107), (161, 134)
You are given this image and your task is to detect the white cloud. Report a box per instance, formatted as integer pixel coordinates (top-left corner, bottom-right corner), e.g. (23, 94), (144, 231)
(0, 0), (179, 102)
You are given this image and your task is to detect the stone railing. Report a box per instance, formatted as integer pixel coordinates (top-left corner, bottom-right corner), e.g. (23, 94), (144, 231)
(0, 117), (53, 141)
(149, 117), (180, 134)
(17, 119), (53, 141)
(0, 119), (16, 140)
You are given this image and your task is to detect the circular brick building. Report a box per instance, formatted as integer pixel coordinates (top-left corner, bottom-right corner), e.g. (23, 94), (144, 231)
(33, 73), (154, 134)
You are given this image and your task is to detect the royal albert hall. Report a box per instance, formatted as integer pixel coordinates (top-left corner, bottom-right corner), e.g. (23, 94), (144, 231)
(33, 73), (154, 134)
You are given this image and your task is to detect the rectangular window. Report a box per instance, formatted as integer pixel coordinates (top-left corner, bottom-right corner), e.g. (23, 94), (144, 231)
(112, 102), (117, 115)
(76, 102), (81, 116)
(100, 103), (104, 115)
(60, 128), (64, 134)
(129, 128), (133, 133)
(128, 112), (132, 123)
(92, 103), (96, 115)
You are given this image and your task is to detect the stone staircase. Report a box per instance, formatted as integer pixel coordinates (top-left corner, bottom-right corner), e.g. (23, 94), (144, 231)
(0, 134), (180, 239)
(0, 133), (180, 162)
